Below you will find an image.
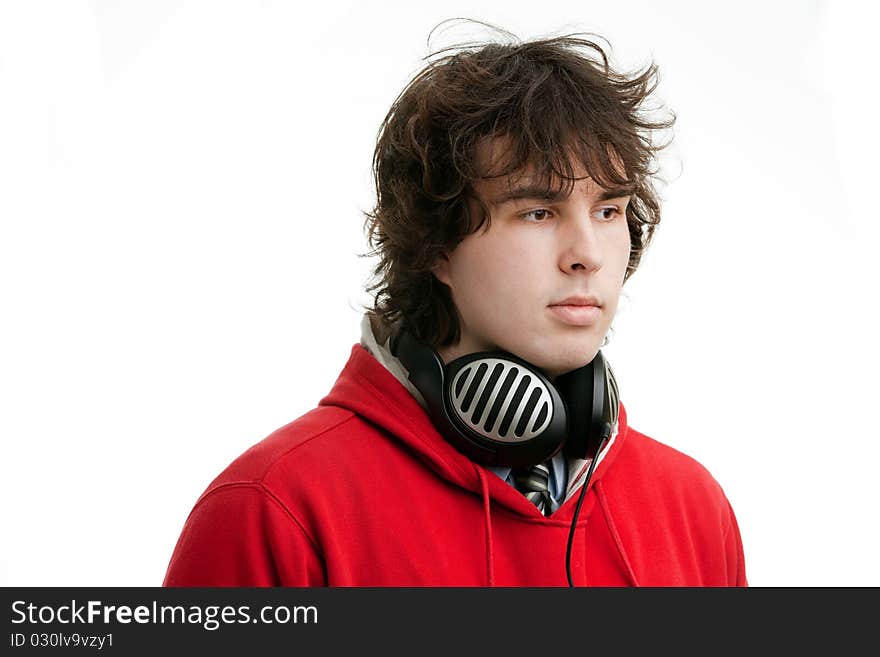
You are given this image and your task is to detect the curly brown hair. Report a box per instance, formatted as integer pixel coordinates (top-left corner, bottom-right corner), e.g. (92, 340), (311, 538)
(359, 26), (675, 349)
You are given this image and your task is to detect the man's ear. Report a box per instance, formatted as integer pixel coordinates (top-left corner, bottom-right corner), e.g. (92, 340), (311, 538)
(431, 252), (452, 287)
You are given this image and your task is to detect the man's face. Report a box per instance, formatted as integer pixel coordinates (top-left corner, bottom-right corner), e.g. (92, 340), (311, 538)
(431, 141), (632, 379)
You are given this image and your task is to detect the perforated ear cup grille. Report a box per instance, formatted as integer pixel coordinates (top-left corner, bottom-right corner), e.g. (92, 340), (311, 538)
(449, 357), (554, 443)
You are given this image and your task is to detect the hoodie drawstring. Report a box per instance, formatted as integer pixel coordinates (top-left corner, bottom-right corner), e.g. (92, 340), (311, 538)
(595, 479), (640, 587)
(473, 465), (495, 587)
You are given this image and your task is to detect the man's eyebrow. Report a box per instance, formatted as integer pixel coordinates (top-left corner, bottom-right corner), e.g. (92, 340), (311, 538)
(597, 186), (635, 201)
(487, 184), (566, 206)
(488, 184), (634, 206)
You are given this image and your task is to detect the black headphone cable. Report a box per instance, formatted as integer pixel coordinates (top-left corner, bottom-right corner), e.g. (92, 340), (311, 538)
(565, 421), (612, 588)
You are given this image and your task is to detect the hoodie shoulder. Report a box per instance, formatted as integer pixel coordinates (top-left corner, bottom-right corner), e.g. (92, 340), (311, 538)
(613, 424), (731, 507)
(199, 405), (357, 495)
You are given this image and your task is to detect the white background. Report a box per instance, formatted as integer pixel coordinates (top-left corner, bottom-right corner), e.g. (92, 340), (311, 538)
(2, 0), (878, 587)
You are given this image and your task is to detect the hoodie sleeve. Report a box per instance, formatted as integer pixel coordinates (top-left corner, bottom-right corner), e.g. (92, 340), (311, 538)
(723, 499), (748, 587)
(163, 483), (325, 587)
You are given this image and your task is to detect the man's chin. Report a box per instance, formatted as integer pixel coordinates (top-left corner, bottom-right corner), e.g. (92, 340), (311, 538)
(534, 360), (592, 383)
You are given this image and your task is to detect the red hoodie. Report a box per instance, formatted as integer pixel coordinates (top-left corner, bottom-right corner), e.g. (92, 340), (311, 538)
(163, 343), (747, 587)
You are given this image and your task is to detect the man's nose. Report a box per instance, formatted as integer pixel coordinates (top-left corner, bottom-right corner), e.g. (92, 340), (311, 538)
(559, 210), (602, 272)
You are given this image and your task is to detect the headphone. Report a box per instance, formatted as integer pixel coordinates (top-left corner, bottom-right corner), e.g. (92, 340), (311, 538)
(389, 324), (620, 469)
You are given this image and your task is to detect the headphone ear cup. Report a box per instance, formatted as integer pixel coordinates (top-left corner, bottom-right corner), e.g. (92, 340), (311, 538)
(557, 352), (610, 460)
(390, 325), (568, 468)
(443, 351), (568, 468)
(605, 357), (620, 432)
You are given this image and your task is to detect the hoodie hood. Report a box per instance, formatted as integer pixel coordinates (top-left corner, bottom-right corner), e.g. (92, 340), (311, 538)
(318, 313), (629, 522)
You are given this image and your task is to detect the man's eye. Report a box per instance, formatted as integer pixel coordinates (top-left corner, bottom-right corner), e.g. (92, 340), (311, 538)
(521, 209), (551, 222)
(594, 206), (622, 221)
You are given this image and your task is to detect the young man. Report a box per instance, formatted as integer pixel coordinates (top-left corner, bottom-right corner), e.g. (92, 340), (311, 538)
(163, 33), (747, 587)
